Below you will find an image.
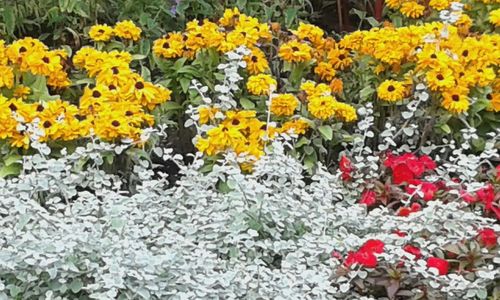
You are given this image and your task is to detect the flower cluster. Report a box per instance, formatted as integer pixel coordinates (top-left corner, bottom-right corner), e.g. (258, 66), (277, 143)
(89, 20), (142, 42)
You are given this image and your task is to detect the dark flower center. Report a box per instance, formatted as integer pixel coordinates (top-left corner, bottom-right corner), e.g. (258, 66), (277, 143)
(19, 46), (27, 53)
(125, 110), (134, 116)
(452, 95), (459, 101)
(430, 54), (437, 59)
(8, 103), (17, 111)
(43, 120), (52, 128)
(42, 57), (50, 64)
(462, 50), (469, 57)
(112, 67), (119, 75)
(135, 81), (145, 89)
(292, 46), (299, 51)
(98, 29), (105, 33)
(486, 93), (492, 100)
(338, 54), (346, 60)
(36, 105), (44, 112)
(436, 74), (444, 81)
(232, 119), (240, 126)
(387, 85), (395, 92)
(163, 42), (170, 49)
(109, 84), (116, 90)
(92, 90), (102, 98)
(251, 56), (258, 62)
(111, 120), (120, 127)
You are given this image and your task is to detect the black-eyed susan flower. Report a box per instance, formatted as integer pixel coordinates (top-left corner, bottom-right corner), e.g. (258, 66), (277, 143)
(89, 24), (114, 42)
(489, 9), (500, 27)
(244, 48), (269, 75)
(280, 118), (310, 135)
(278, 40), (312, 63)
(426, 68), (455, 91)
(429, 0), (450, 10)
(246, 74), (277, 96)
(153, 33), (184, 59)
(114, 20), (141, 41)
(377, 80), (405, 102)
(327, 47), (352, 70)
(486, 92), (500, 112)
(0, 65), (14, 88)
(441, 91), (469, 114)
(290, 22), (325, 46)
(270, 94), (299, 117)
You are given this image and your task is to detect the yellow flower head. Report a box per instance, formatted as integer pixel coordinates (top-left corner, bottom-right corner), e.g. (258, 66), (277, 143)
(441, 91), (469, 114)
(153, 33), (185, 59)
(327, 47), (353, 70)
(246, 74), (277, 96)
(280, 118), (310, 135)
(278, 40), (312, 63)
(114, 20), (142, 41)
(377, 80), (406, 102)
(290, 22), (325, 45)
(426, 68), (455, 91)
(89, 24), (114, 42)
(270, 94), (299, 116)
(400, 2), (425, 18)
(489, 9), (500, 27)
(385, 0), (402, 9)
(486, 92), (500, 112)
(332, 102), (357, 122)
(0, 66), (14, 89)
(244, 48), (269, 75)
(198, 106), (220, 124)
(330, 78), (344, 94)
(308, 95), (337, 120)
(13, 85), (31, 99)
(314, 62), (336, 81)
(219, 8), (241, 27)
(429, 0), (450, 10)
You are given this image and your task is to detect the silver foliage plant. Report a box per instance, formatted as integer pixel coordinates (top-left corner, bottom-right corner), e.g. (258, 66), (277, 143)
(0, 137), (498, 299)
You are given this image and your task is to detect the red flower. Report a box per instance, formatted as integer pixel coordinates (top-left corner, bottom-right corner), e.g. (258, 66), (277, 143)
(426, 257), (449, 275)
(460, 190), (477, 203)
(419, 155), (436, 171)
(339, 155), (353, 181)
(343, 251), (357, 267)
(397, 203), (421, 217)
(477, 228), (498, 248)
(359, 239), (385, 254)
(403, 245), (422, 259)
(359, 190), (377, 207)
(392, 163), (415, 185)
(393, 230), (407, 237)
(411, 202), (422, 212)
(355, 250), (378, 268)
(331, 250), (343, 260)
(477, 184), (495, 204)
(421, 182), (438, 201)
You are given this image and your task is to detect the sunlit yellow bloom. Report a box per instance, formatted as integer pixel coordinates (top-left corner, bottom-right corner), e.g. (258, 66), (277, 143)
(332, 102), (357, 122)
(308, 95), (336, 120)
(89, 24), (114, 42)
(327, 47), (352, 70)
(270, 94), (299, 116)
(244, 48), (269, 75)
(441, 91), (469, 114)
(400, 2), (425, 18)
(429, 0), (449, 10)
(219, 8), (241, 27)
(280, 118), (310, 135)
(153, 33), (184, 59)
(13, 85), (31, 99)
(330, 78), (344, 94)
(489, 9), (500, 27)
(278, 40), (312, 63)
(377, 80), (405, 102)
(114, 20), (142, 41)
(198, 106), (220, 124)
(0, 65), (14, 88)
(426, 68), (455, 91)
(290, 22), (325, 45)
(314, 62), (336, 81)
(486, 92), (500, 112)
(246, 74), (277, 95)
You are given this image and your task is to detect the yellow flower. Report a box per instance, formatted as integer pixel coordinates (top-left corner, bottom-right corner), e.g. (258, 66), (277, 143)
(400, 2), (425, 18)
(114, 20), (142, 41)
(270, 94), (299, 116)
(456, 14), (472, 36)
(300, 81), (317, 97)
(246, 74), (277, 95)
(332, 102), (357, 122)
(426, 68), (455, 91)
(290, 22), (325, 45)
(486, 92), (500, 112)
(329, 78), (344, 94)
(244, 48), (269, 75)
(377, 80), (405, 102)
(308, 95), (336, 120)
(0, 65), (14, 88)
(153, 33), (184, 59)
(89, 24), (114, 42)
(327, 47), (352, 70)
(13, 85), (31, 99)
(441, 91), (469, 114)
(489, 9), (500, 27)
(198, 106), (220, 124)
(385, 0), (402, 9)
(429, 0), (449, 10)
(280, 118), (310, 135)
(278, 40), (312, 63)
(314, 62), (336, 81)
(219, 7), (241, 27)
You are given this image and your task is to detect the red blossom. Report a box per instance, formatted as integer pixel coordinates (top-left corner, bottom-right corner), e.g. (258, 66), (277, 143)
(359, 239), (385, 254)
(460, 190), (477, 203)
(355, 250), (378, 268)
(477, 228), (498, 248)
(393, 230), (407, 237)
(419, 155), (437, 170)
(339, 155), (353, 181)
(331, 250), (343, 260)
(426, 257), (449, 275)
(403, 245), (422, 259)
(421, 182), (438, 201)
(385, 152), (437, 185)
(397, 203), (421, 217)
(359, 190), (377, 207)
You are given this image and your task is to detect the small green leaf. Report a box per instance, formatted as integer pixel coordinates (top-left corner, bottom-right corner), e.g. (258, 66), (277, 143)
(240, 98), (255, 109)
(3, 6), (15, 36)
(0, 164), (22, 178)
(179, 77), (191, 93)
(360, 86), (375, 101)
(439, 123), (451, 134)
(318, 125), (333, 141)
(69, 278), (83, 293)
(131, 54), (147, 60)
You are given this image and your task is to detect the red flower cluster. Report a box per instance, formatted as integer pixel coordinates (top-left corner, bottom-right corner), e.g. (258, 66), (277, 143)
(477, 228), (498, 248)
(384, 153), (436, 185)
(359, 189), (377, 206)
(463, 184), (500, 220)
(426, 257), (449, 275)
(339, 155), (353, 181)
(344, 239), (385, 268)
(396, 202), (421, 217)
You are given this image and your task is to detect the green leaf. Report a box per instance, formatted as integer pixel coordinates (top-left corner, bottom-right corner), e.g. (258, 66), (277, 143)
(439, 123), (451, 134)
(131, 54), (147, 60)
(351, 8), (367, 19)
(284, 7), (298, 28)
(365, 17), (380, 28)
(318, 125), (333, 141)
(68, 278), (83, 293)
(3, 154), (21, 166)
(3, 6), (16, 36)
(173, 57), (188, 71)
(141, 66), (151, 82)
(240, 98), (255, 109)
(161, 101), (183, 111)
(0, 164), (22, 178)
(359, 86), (375, 101)
(295, 136), (310, 148)
(179, 77), (191, 93)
